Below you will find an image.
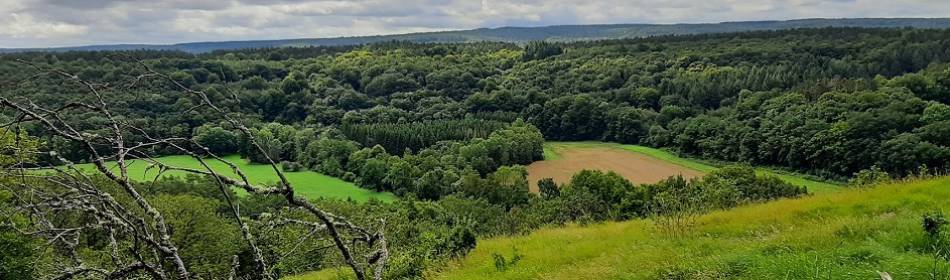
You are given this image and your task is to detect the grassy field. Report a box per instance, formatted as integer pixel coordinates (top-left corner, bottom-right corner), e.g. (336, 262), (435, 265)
(69, 155), (396, 202)
(434, 176), (950, 279)
(543, 142), (843, 194)
(527, 143), (703, 192)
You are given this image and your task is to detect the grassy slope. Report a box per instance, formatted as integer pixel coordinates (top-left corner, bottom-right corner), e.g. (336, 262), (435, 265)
(70, 155), (396, 202)
(290, 142), (856, 279)
(435, 177), (950, 279)
(543, 142), (843, 193)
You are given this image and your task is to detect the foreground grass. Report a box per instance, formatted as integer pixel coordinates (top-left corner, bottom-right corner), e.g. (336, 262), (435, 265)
(544, 142), (843, 193)
(70, 155), (396, 202)
(434, 177), (950, 279)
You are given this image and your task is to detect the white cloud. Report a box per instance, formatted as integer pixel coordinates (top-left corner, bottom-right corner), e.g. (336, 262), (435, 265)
(1, 0), (949, 48)
(0, 13), (88, 39)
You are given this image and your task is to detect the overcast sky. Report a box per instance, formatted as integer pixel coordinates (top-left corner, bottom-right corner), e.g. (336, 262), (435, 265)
(2, 0), (949, 48)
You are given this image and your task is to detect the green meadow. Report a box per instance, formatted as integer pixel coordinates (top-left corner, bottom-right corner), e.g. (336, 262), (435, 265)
(68, 155), (396, 202)
(434, 176), (950, 279)
(543, 142), (844, 194)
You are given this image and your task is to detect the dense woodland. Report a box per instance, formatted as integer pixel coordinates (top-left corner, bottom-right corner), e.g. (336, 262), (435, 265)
(1, 27), (949, 279)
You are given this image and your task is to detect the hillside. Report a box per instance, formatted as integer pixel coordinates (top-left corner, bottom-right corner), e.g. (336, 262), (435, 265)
(432, 177), (950, 279)
(4, 18), (950, 53)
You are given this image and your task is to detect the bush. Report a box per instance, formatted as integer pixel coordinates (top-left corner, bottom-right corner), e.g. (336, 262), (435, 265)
(492, 253), (507, 271)
(561, 170), (641, 220)
(0, 228), (38, 280)
(491, 248), (523, 271)
(151, 195), (241, 278)
(701, 166), (807, 204)
(447, 225), (477, 256)
(192, 125), (240, 155)
(848, 165), (892, 187)
(538, 178), (559, 198)
(342, 172), (357, 182)
(922, 211), (949, 259)
(281, 161), (303, 172)
(924, 212), (947, 238)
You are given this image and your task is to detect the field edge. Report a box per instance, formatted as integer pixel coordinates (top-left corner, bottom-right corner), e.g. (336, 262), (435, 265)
(543, 141), (843, 193)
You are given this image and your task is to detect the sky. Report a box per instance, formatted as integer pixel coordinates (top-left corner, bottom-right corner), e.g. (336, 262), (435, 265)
(2, 0), (950, 48)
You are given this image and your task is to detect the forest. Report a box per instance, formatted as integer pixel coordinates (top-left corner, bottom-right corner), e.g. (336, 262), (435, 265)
(1, 27), (949, 279)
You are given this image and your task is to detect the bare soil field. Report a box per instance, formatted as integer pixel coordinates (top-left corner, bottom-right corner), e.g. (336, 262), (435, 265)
(526, 146), (704, 192)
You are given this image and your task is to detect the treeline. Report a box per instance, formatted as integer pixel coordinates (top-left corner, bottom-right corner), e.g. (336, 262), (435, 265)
(531, 166), (807, 222)
(341, 119), (509, 153)
(7, 27), (950, 279)
(664, 85), (950, 177)
(208, 120), (544, 198)
(525, 77), (950, 178)
(5, 28), (950, 178)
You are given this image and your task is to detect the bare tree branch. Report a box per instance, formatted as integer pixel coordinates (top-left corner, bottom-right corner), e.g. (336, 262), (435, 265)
(0, 58), (389, 279)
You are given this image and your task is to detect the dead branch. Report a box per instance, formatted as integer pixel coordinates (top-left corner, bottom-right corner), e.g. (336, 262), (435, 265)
(0, 58), (389, 279)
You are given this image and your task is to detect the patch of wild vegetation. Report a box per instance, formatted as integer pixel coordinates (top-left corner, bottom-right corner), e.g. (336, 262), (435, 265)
(0, 127), (805, 279)
(436, 176), (950, 280)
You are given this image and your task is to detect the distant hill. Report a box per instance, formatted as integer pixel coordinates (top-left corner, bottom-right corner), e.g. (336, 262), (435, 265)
(5, 18), (950, 53)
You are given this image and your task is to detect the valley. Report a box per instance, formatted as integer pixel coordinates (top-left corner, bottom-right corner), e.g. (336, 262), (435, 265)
(3, 24), (948, 280)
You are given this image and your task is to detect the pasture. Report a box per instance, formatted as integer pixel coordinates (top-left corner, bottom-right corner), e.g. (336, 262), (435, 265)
(68, 155), (397, 202)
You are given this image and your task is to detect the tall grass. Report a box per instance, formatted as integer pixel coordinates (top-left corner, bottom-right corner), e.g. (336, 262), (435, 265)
(434, 177), (950, 279)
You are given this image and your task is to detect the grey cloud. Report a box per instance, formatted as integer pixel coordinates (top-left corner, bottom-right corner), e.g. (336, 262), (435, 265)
(39, 0), (126, 10)
(37, 0), (231, 10)
(2, 0), (950, 48)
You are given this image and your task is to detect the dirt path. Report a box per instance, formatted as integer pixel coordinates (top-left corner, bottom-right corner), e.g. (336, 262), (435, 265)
(526, 147), (704, 192)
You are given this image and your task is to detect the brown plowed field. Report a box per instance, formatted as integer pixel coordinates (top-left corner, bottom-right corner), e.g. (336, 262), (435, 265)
(526, 147), (704, 192)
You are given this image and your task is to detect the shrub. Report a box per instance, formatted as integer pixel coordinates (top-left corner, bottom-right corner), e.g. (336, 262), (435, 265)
(492, 253), (507, 271)
(491, 248), (523, 272)
(924, 212), (947, 238)
(192, 125), (239, 155)
(700, 166), (806, 205)
(538, 178), (559, 198)
(447, 225), (477, 256)
(563, 170), (641, 220)
(921, 211), (950, 260)
(342, 172), (357, 182)
(280, 161), (303, 172)
(848, 166), (891, 187)
(0, 228), (38, 280)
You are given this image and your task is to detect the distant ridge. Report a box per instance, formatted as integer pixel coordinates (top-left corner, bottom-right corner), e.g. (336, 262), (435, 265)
(4, 18), (950, 54)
